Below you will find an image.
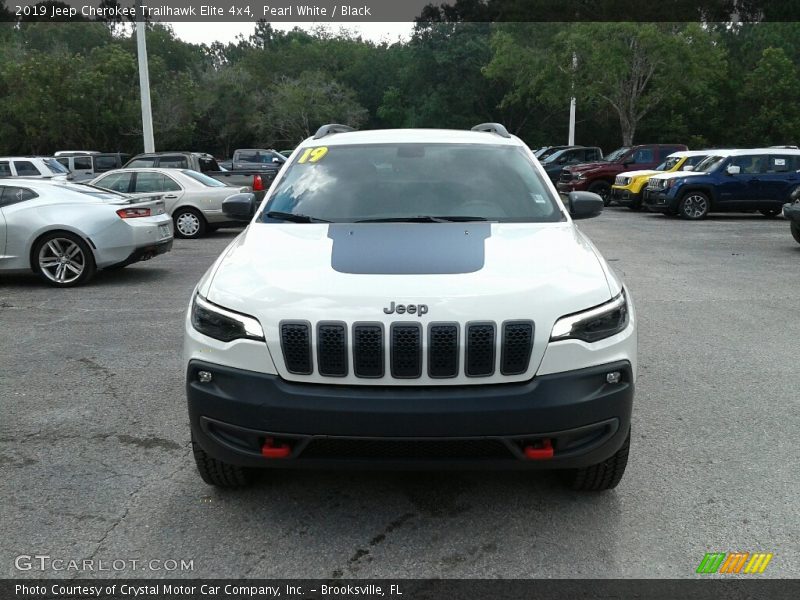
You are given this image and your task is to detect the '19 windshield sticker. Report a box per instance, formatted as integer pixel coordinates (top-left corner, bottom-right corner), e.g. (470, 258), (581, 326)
(297, 147), (328, 164)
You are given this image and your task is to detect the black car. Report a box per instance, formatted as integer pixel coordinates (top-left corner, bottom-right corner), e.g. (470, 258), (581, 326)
(540, 146), (604, 183)
(784, 188), (800, 244)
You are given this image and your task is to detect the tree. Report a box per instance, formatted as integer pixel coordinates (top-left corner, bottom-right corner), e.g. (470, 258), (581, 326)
(552, 23), (726, 146)
(266, 71), (368, 145)
(742, 47), (800, 145)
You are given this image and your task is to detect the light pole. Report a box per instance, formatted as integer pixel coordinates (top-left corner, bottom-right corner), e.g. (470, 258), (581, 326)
(136, 10), (155, 152)
(568, 52), (577, 146)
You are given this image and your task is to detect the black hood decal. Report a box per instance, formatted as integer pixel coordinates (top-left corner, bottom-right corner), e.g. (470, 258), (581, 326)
(328, 223), (490, 275)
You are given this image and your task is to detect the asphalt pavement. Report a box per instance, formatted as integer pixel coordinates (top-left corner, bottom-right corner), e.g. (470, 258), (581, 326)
(1, 208), (798, 579)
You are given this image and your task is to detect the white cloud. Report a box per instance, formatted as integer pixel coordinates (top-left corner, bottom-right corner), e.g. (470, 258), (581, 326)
(168, 22), (414, 45)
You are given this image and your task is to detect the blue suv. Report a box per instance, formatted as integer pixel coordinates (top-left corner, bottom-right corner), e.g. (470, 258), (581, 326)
(643, 149), (800, 219)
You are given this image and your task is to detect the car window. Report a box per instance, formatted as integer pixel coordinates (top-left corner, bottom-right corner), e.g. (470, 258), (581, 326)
(157, 156), (188, 168)
(236, 151), (259, 163)
(629, 148), (654, 164)
(730, 155), (768, 174)
(684, 155), (707, 168)
(134, 172), (171, 193)
(605, 147), (631, 162)
(14, 161), (42, 176)
(55, 158), (70, 169)
(0, 161), (10, 177)
(161, 174), (182, 192)
(198, 156), (219, 172)
(181, 170), (226, 187)
(263, 143), (564, 223)
(43, 159), (69, 174)
(126, 158), (156, 168)
(766, 155), (793, 173)
(0, 185), (38, 206)
(95, 172), (132, 193)
(73, 156), (92, 170)
(94, 155), (118, 172)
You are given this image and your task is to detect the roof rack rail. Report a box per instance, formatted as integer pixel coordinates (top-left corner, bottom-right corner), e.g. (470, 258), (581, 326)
(313, 124), (356, 140)
(471, 123), (511, 138)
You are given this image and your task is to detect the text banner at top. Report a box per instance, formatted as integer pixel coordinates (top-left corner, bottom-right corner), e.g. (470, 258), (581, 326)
(5, 0), (800, 23)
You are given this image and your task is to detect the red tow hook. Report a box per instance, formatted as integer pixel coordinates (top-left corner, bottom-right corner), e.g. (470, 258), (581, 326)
(261, 437), (291, 459)
(524, 439), (554, 460)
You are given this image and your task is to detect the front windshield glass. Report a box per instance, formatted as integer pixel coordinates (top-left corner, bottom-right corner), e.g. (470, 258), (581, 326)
(537, 147), (561, 160)
(658, 156), (682, 171)
(693, 155), (726, 172)
(181, 170), (226, 187)
(542, 149), (567, 164)
(604, 147), (631, 162)
(43, 158), (69, 173)
(261, 143), (564, 223)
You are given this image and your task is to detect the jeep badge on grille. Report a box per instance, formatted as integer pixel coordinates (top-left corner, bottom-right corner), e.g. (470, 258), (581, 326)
(383, 302), (429, 316)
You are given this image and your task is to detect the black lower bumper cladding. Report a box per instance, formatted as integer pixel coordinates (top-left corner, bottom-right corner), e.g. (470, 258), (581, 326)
(107, 239), (173, 269)
(187, 360), (634, 470)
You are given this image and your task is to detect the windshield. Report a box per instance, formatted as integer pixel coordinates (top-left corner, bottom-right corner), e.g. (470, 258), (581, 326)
(43, 158), (69, 174)
(536, 147), (563, 160)
(693, 155), (726, 173)
(657, 157), (682, 171)
(181, 170), (226, 187)
(604, 147), (631, 162)
(542, 149), (568, 164)
(260, 143), (564, 223)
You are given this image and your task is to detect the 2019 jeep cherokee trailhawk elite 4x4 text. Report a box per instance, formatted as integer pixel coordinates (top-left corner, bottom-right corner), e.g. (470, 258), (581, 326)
(184, 124), (637, 491)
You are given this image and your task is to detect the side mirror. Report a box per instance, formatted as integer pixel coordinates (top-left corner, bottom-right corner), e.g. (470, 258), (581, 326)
(568, 191), (604, 220)
(222, 192), (257, 221)
(726, 165), (741, 175)
(682, 165), (694, 171)
(791, 187), (800, 201)
(272, 157), (282, 163)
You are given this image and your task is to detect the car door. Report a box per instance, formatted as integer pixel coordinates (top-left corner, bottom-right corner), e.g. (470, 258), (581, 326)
(132, 171), (185, 214)
(718, 155), (763, 210)
(758, 155), (800, 209)
(70, 155), (94, 181)
(0, 185), (38, 265)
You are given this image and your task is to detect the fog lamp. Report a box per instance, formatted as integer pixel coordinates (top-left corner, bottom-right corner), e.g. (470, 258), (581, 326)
(606, 371), (621, 384)
(198, 370), (213, 383)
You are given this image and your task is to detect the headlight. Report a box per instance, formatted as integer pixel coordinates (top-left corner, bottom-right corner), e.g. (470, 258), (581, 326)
(191, 294), (264, 342)
(575, 173), (586, 180)
(550, 290), (630, 343)
(667, 178), (680, 189)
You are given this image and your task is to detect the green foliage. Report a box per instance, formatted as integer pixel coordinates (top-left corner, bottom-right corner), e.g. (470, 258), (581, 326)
(0, 20), (797, 157)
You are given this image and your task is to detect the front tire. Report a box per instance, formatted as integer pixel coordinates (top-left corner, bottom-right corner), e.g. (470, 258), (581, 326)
(791, 222), (800, 245)
(564, 430), (630, 491)
(32, 231), (96, 287)
(192, 436), (253, 487)
(173, 208), (207, 239)
(679, 192), (710, 219)
(588, 181), (612, 206)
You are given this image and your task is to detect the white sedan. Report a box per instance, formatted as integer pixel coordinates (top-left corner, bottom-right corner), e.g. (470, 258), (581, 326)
(90, 168), (250, 239)
(0, 179), (172, 287)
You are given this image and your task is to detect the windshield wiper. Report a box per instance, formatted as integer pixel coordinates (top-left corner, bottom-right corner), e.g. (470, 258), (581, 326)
(355, 215), (488, 223)
(265, 211), (331, 223)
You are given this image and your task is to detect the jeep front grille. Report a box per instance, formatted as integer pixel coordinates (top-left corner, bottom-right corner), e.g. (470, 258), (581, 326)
(278, 320), (534, 380)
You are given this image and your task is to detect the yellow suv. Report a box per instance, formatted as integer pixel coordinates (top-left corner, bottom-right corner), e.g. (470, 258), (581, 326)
(611, 151), (709, 210)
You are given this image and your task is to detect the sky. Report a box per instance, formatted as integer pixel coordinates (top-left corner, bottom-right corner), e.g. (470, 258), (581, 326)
(169, 22), (415, 45)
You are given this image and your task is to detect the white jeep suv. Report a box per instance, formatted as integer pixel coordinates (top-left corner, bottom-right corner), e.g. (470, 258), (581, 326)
(183, 124), (637, 491)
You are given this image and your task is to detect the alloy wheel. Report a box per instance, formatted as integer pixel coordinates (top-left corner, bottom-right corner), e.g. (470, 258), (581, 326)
(38, 238), (85, 285)
(682, 194), (708, 219)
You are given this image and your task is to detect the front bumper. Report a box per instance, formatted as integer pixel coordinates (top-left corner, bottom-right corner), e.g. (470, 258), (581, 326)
(611, 187), (642, 207)
(557, 180), (587, 194)
(642, 189), (675, 213)
(187, 359), (634, 470)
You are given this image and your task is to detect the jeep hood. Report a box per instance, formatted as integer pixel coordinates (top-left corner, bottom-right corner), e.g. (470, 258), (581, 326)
(203, 222), (618, 383)
(619, 169), (659, 179)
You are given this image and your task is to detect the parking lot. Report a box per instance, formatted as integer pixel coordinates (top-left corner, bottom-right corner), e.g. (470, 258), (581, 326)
(1, 208), (798, 579)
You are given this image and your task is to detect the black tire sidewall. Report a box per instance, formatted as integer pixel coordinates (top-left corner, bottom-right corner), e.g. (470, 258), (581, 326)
(588, 181), (612, 206)
(32, 231), (96, 287)
(173, 208), (206, 239)
(791, 222), (800, 245)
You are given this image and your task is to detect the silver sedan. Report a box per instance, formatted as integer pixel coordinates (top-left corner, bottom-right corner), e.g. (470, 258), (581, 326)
(90, 168), (250, 239)
(0, 179), (173, 287)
